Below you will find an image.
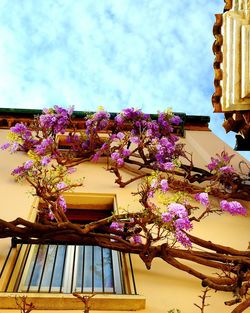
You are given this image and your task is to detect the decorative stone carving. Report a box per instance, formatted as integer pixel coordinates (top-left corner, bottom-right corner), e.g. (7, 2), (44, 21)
(221, 6), (250, 111)
(212, 1), (250, 150)
(233, 0), (250, 11)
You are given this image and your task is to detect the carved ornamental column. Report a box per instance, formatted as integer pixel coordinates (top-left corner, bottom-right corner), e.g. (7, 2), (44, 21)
(212, 0), (250, 150)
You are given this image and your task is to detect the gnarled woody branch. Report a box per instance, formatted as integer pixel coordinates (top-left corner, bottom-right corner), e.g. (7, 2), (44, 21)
(1, 106), (250, 312)
(110, 163), (250, 201)
(0, 216), (249, 296)
(231, 298), (250, 313)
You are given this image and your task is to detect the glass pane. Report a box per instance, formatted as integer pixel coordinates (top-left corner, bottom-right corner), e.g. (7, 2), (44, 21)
(83, 246), (93, 291)
(103, 248), (113, 291)
(39, 245), (55, 291)
(49, 245), (66, 291)
(25, 245), (47, 291)
(93, 246), (103, 290)
(75, 246), (85, 291)
(75, 246), (114, 292)
(21, 244), (120, 294)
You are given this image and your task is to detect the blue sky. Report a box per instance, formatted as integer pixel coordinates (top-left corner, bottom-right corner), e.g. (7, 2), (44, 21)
(0, 0), (249, 160)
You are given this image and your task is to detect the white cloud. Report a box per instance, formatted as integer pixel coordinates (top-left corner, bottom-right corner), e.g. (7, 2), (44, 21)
(0, 0), (249, 160)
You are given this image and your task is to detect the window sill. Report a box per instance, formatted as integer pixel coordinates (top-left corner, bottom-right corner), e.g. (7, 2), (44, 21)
(0, 293), (146, 310)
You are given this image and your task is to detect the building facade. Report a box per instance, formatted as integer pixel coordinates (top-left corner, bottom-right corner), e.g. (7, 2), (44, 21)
(0, 112), (249, 313)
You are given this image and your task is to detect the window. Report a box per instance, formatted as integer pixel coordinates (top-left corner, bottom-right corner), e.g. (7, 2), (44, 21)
(0, 194), (136, 296)
(11, 244), (124, 294)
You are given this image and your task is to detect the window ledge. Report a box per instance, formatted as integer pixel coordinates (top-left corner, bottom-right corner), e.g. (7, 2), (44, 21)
(0, 293), (146, 310)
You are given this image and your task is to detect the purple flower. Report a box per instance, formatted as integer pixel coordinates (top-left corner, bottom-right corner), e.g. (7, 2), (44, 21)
(1, 142), (10, 150)
(11, 142), (19, 153)
(146, 129), (153, 137)
(23, 160), (34, 170)
(58, 195), (67, 212)
(162, 202), (192, 240)
(122, 148), (131, 157)
(130, 136), (140, 144)
(170, 115), (182, 125)
(111, 152), (120, 160)
(92, 153), (100, 162)
(10, 123), (29, 134)
(194, 192), (209, 207)
(175, 230), (192, 248)
(56, 182), (67, 190)
(219, 166), (234, 173)
(11, 166), (25, 176)
(160, 179), (169, 192)
(41, 156), (51, 166)
(116, 132), (125, 140)
(110, 222), (123, 231)
(117, 158), (124, 167)
(174, 217), (192, 231)
(85, 110), (110, 133)
(220, 200), (247, 216)
(168, 203), (188, 218)
(67, 167), (76, 174)
(162, 212), (172, 223)
(207, 151), (235, 172)
(207, 157), (220, 171)
(39, 105), (72, 134)
(35, 138), (53, 155)
(163, 162), (174, 170)
(66, 134), (79, 143)
(147, 190), (155, 198)
(131, 235), (142, 244)
(100, 142), (109, 151)
(150, 179), (158, 189)
(135, 121), (141, 127)
(115, 114), (124, 124)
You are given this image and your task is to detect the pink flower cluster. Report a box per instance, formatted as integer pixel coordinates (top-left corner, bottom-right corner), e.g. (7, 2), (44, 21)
(147, 178), (169, 198)
(207, 151), (235, 174)
(85, 110), (110, 134)
(131, 235), (142, 244)
(111, 149), (131, 167)
(35, 138), (53, 155)
(40, 105), (73, 134)
(194, 192), (210, 207)
(1, 123), (36, 152)
(11, 159), (34, 176)
(57, 195), (67, 212)
(220, 200), (247, 216)
(162, 203), (192, 248)
(110, 222), (124, 231)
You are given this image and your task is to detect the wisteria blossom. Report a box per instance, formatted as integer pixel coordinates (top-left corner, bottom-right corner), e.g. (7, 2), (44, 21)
(1, 105), (250, 310)
(160, 179), (169, 192)
(39, 105), (74, 134)
(162, 202), (192, 247)
(110, 222), (124, 232)
(194, 192), (210, 207)
(131, 235), (142, 244)
(220, 200), (247, 216)
(1, 105), (248, 253)
(207, 151), (235, 173)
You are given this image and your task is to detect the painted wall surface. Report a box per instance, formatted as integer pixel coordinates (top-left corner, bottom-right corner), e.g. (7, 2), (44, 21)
(0, 129), (249, 313)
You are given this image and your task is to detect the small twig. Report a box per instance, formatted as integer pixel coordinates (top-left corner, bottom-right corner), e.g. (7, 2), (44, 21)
(73, 292), (95, 313)
(15, 296), (35, 313)
(194, 288), (211, 313)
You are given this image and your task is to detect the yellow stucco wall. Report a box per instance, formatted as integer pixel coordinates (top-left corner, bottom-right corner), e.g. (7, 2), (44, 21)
(0, 129), (249, 313)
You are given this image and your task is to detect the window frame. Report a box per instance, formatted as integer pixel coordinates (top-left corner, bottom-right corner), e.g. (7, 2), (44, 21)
(0, 193), (145, 310)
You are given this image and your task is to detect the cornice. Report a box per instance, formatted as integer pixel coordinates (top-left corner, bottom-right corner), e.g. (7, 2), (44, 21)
(0, 108), (210, 135)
